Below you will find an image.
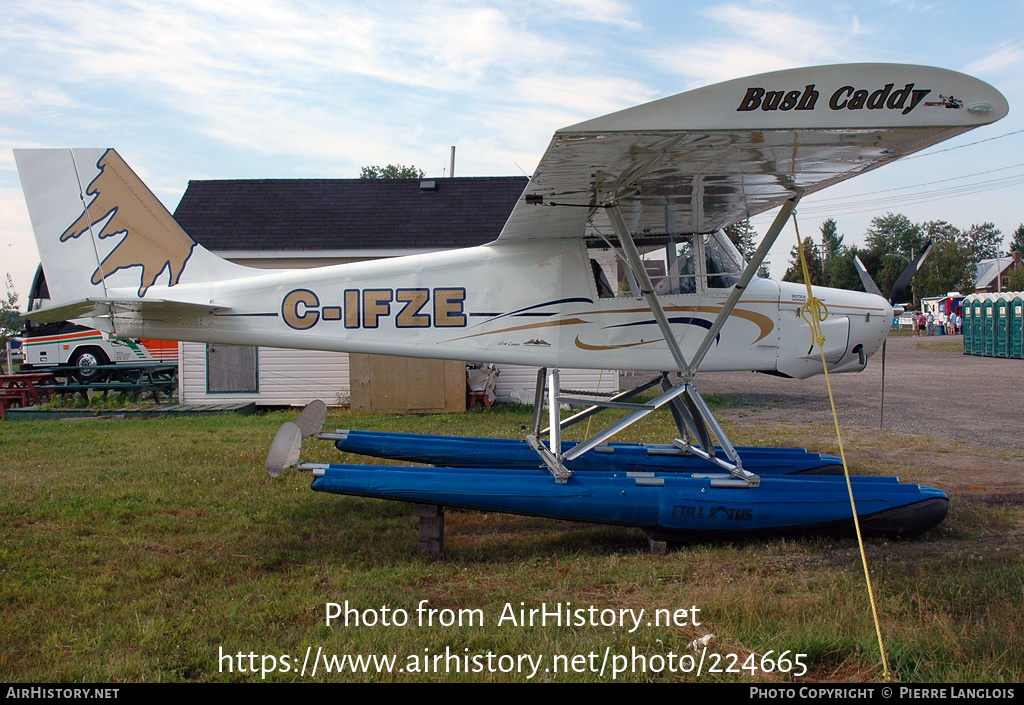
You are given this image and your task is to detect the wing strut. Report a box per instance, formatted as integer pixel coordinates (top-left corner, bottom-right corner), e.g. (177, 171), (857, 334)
(686, 192), (802, 374)
(525, 191), (802, 486)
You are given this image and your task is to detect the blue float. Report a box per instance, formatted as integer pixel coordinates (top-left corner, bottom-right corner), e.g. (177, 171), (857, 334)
(309, 429), (948, 540)
(327, 429), (845, 475)
(309, 462), (948, 540)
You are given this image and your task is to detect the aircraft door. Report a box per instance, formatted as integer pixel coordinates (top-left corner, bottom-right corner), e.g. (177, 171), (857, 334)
(586, 235), (699, 299)
(586, 236), (702, 367)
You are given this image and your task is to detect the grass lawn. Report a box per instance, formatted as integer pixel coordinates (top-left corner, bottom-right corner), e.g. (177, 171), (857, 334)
(1, 403), (1021, 683)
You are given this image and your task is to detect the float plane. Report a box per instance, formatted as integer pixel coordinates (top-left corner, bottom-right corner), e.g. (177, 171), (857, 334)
(15, 63), (1007, 544)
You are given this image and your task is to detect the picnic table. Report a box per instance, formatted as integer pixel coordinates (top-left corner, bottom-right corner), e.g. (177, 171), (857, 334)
(39, 362), (178, 404)
(0, 372), (53, 419)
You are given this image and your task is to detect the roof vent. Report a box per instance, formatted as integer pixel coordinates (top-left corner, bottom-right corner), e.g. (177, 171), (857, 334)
(419, 180), (437, 192)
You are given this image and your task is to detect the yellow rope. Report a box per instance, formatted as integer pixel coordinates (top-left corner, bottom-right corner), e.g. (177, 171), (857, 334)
(584, 368), (605, 438)
(793, 214), (891, 680)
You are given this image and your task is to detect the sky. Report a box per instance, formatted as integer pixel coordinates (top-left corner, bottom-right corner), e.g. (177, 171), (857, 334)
(3, 0), (1024, 302)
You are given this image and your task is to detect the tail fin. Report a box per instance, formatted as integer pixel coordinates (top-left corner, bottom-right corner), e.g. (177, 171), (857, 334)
(14, 148), (246, 306)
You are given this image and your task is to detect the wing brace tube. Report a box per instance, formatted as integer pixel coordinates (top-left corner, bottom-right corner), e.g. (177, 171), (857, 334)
(526, 367), (758, 485)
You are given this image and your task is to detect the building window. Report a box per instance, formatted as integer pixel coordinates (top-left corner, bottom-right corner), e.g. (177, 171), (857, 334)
(206, 344), (258, 393)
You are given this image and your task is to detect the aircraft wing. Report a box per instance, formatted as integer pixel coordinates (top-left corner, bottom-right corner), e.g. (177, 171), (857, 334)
(497, 64), (1007, 241)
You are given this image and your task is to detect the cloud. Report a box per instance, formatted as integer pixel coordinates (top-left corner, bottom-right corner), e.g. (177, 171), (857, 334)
(648, 3), (864, 85)
(0, 1), (598, 173)
(964, 42), (1024, 76)
(0, 77), (77, 119)
(546, 0), (641, 29)
(0, 187), (41, 300)
(886, 0), (940, 13)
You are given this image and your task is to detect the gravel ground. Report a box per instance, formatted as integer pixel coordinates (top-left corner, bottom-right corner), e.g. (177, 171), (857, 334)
(625, 333), (1024, 453)
(619, 334), (1023, 506)
(702, 334), (1024, 452)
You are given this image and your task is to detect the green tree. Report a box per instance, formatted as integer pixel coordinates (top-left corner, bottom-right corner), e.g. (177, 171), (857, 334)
(824, 247), (863, 292)
(359, 164), (425, 179)
(913, 222), (974, 299)
(1010, 224), (1024, 255)
(724, 219), (757, 259)
(1007, 266), (1024, 292)
(723, 219), (769, 276)
(921, 219), (960, 242)
(865, 213), (924, 260)
(964, 222), (1002, 260)
(782, 236), (825, 286)
(820, 218), (843, 261)
(1, 274), (23, 373)
(816, 219), (862, 290)
(863, 213), (925, 302)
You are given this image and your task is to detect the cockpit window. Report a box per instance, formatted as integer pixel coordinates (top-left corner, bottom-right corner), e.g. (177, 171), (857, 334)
(587, 235), (697, 298)
(644, 236), (697, 296)
(587, 230), (747, 298)
(29, 265), (50, 311)
(588, 243), (636, 298)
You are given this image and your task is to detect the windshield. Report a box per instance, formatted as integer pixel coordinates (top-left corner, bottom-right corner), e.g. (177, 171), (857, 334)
(704, 230), (746, 289)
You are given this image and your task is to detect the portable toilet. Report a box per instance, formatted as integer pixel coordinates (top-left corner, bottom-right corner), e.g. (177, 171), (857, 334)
(982, 295), (996, 356)
(973, 296), (986, 355)
(995, 294), (1010, 358)
(962, 295), (975, 354)
(1011, 293), (1024, 360)
(969, 295), (984, 355)
(962, 295), (978, 354)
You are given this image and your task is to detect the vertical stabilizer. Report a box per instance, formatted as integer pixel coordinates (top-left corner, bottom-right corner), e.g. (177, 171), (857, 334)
(14, 148), (249, 306)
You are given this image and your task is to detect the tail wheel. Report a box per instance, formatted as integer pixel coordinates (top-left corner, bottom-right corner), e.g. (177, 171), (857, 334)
(71, 347), (110, 382)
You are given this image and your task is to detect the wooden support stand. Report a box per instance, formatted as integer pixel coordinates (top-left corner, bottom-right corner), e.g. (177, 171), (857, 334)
(647, 535), (668, 556)
(467, 391), (493, 408)
(413, 503), (445, 554)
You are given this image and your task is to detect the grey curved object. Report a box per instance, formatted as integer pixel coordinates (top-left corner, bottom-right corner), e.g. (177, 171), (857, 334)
(296, 400), (328, 438)
(266, 421), (303, 477)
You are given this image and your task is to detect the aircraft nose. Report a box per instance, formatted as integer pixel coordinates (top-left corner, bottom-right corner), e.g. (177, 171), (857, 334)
(856, 293), (893, 359)
(828, 291), (891, 374)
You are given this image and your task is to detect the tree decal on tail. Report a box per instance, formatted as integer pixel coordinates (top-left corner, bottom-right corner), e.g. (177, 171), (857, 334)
(60, 149), (196, 297)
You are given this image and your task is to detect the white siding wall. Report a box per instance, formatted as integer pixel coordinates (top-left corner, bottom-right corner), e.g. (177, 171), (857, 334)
(181, 343), (617, 406)
(180, 343), (351, 406)
(492, 365), (619, 402)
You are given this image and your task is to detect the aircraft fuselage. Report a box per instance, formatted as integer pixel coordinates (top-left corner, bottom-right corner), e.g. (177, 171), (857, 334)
(107, 237), (890, 379)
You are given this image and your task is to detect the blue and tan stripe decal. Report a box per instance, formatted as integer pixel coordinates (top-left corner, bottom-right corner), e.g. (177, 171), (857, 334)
(440, 301), (775, 347)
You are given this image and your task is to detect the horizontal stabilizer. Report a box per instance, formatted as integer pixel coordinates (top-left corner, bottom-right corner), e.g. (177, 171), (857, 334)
(26, 297), (229, 324)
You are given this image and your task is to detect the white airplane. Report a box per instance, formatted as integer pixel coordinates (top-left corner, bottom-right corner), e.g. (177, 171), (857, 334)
(15, 63), (1007, 541)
